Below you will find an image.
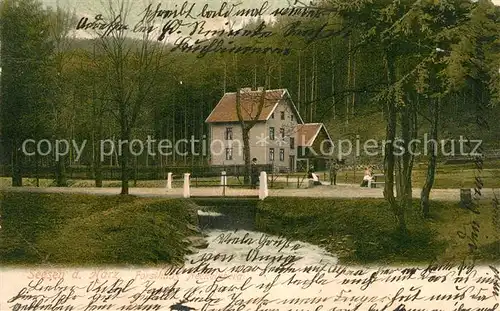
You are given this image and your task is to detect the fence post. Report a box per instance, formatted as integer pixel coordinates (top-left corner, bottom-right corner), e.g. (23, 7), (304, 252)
(259, 171), (268, 200)
(221, 171), (227, 196)
(183, 173), (190, 198)
(270, 168), (274, 188)
(220, 171), (227, 186)
(166, 172), (172, 190)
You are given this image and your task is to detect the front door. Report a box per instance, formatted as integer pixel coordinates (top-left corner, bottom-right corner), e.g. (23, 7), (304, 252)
(289, 155), (295, 172)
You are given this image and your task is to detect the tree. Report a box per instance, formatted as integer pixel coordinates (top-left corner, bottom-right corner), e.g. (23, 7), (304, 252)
(81, 0), (167, 194)
(235, 62), (280, 185)
(415, 0), (499, 217)
(47, 4), (77, 187)
(0, 0), (54, 187)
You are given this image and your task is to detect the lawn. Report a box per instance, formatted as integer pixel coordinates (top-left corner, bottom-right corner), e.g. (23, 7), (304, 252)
(0, 192), (200, 266)
(256, 197), (500, 265)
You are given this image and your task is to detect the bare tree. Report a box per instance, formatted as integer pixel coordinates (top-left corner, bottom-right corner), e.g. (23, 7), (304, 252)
(235, 62), (281, 184)
(89, 0), (167, 194)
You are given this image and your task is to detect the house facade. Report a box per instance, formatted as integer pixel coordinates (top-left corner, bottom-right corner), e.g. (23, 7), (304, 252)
(205, 87), (333, 172)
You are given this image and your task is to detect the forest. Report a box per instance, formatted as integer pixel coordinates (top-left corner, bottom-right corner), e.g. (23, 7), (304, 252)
(1, 0), (499, 231)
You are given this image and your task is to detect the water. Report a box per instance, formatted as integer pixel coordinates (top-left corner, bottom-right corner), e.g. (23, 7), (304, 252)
(195, 228), (338, 267)
(194, 200), (338, 266)
(197, 202), (257, 231)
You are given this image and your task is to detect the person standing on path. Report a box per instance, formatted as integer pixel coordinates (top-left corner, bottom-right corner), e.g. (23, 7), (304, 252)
(330, 160), (340, 185)
(251, 158), (259, 189)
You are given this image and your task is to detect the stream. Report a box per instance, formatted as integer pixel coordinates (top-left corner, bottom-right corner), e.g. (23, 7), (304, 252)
(192, 198), (338, 269)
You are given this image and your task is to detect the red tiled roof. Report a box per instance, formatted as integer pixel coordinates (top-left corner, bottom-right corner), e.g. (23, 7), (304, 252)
(205, 89), (286, 123)
(295, 123), (328, 147)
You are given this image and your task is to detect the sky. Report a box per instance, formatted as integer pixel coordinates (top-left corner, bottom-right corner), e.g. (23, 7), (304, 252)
(41, 0), (500, 27)
(39, 0), (499, 41)
(41, 0), (500, 13)
(41, 0), (289, 40)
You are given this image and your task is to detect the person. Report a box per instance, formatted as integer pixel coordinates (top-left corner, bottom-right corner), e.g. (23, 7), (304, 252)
(251, 158), (259, 189)
(307, 165), (314, 179)
(360, 166), (373, 187)
(330, 160), (340, 185)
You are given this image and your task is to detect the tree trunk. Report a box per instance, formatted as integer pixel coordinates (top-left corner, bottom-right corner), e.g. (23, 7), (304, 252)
(35, 151), (40, 187)
(95, 148), (103, 187)
(399, 102), (413, 234)
(120, 122), (130, 194)
(331, 39), (336, 120)
(421, 97), (439, 217)
(12, 140), (23, 187)
(304, 53), (307, 118)
(242, 128), (251, 185)
(310, 46), (315, 122)
(351, 55), (356, 117)
(55, 155), (68, 186)
(383, 52), (407, 234)
(345, 36), (352, 125)
(94, 115), (103, 187)
(298, 51), (301, 113)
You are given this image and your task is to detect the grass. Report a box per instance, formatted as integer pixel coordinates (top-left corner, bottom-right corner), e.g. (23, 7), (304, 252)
(256, 197), (500, 265)
(0, 192), (200, 266)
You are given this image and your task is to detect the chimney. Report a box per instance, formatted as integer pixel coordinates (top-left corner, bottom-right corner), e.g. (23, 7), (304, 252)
(241, 87), (252, 92)
(257, 86), (264, 92)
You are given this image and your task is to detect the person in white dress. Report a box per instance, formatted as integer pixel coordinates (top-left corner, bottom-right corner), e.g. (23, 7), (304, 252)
(361, 166), (373, 187)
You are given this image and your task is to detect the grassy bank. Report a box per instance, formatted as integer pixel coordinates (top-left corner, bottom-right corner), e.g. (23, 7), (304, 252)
(0, 192), (200, 266)
(256, 197), (499, 265)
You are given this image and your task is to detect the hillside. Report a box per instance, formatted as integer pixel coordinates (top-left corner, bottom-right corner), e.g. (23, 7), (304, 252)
(324, 103), (500, 165)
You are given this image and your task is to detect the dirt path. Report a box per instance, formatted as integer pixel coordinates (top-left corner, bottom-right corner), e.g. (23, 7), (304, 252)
(2, 184), (498, 201)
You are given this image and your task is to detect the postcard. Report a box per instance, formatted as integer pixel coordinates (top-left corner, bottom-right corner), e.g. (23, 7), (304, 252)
(1, 0), (499, 310)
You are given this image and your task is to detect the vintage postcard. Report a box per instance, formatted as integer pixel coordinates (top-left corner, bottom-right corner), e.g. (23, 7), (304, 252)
(1, 0), (499, 310)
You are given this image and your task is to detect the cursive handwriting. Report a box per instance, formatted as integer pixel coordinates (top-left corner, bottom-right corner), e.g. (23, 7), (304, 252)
(74, 2), (344, 56)
(5, 262), (500, 311)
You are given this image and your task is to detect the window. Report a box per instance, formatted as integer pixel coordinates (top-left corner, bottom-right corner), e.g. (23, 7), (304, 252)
(269, 148), (275, 161)
(279, 149), (285, 161)
(281, 111), (285, 120)
(271, 112), (275, 119)
(225, 127), (233, 140)
(225, 148), (233, 160)
(269, 127), (275, 140)
(291, 114), (294, 121)
(290, 137), (295, 149)
(280, 128), (285, 138)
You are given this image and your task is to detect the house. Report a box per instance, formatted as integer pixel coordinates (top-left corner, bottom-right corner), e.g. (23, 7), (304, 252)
(295, 123), (334, 171)
(205, 87), (334, 172)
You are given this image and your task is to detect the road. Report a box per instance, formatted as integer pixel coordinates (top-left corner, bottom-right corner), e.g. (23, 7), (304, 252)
(2, 184), (498, 201)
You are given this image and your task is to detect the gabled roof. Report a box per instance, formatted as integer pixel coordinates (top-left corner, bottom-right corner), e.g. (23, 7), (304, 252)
(295, 123), (333, 147)
(205, 88), (304, 123)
